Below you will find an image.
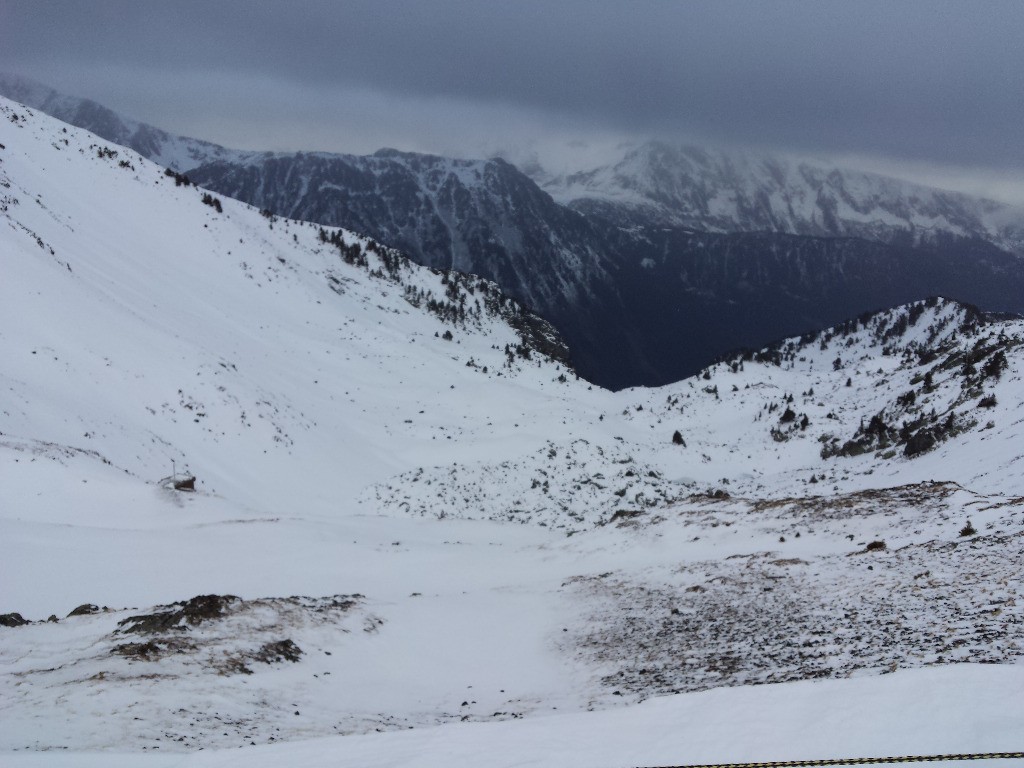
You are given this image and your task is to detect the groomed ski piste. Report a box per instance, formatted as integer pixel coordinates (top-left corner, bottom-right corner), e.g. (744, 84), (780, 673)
(1, 98), (1023, 767)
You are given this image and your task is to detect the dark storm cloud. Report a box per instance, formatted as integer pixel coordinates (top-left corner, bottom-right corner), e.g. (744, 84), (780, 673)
(2, 0), (1023, 195)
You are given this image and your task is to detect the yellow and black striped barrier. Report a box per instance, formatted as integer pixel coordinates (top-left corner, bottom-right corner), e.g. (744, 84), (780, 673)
(640, 753), (1024, 768)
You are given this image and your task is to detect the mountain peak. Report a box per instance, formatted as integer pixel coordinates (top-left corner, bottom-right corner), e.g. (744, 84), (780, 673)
(372, 146), (419, 159)
(541, 140), (1024, 254)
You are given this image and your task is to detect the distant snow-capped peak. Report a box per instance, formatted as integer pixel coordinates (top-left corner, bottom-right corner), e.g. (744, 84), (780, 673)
(538, 140), (1024, 253)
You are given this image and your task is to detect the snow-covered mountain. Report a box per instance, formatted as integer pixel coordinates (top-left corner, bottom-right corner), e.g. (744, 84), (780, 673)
(0, 73), (240, 172)
(145, 150), (1024, 391)
(5, 74), (1024, 391)
(184, 148), (615, 314)
(540, 140), (1024, 254)
(6, 74), (1023, 255)
(2, 96), (1024, 765)
(0, 75), (616, 318)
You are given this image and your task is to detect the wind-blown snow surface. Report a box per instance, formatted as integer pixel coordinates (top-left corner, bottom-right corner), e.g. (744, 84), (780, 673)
(2, 666), (1023, 768)
(2, 99), (1024, 765)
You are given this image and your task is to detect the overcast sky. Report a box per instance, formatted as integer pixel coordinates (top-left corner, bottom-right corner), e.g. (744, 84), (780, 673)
(3, 0), (1024, 202)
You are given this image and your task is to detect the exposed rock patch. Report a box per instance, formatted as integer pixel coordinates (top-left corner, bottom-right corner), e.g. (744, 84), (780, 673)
(117, 594), (240, 635)
(67, 603), (101, 617)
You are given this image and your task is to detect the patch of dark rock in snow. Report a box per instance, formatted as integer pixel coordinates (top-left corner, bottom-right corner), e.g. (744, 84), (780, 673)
(568, 486), (1024, 699)
(117, 594), (241, 634)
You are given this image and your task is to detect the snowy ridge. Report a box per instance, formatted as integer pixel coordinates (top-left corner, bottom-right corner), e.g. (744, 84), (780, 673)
(0, 73), (246, 172)
(2, 97), (1024, 764)
(366, 297), (1024, 526)
(541, 141), (1024, 254)
(0, 75), (611, 311)
(184, 147), (614, 312)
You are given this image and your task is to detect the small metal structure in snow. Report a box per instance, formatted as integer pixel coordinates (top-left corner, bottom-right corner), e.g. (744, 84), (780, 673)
(172, 475), (195, 491)
(160, 461), (196, 492)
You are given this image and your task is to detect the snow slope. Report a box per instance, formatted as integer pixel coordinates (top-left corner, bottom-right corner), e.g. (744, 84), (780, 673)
(2, 98), (1023, 765)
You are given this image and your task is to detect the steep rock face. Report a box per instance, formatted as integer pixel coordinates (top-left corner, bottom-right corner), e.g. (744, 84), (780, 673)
(542, 141), (1024, 255)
